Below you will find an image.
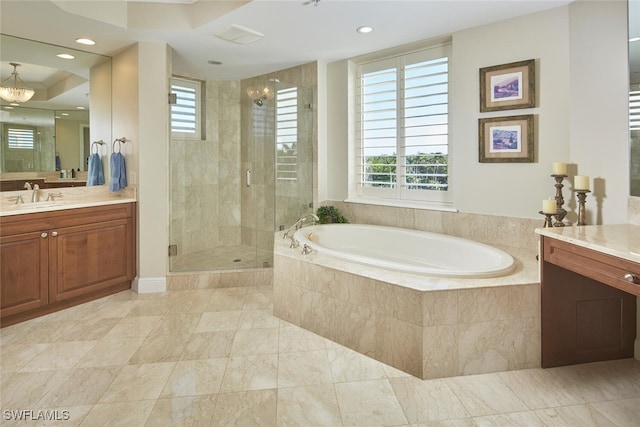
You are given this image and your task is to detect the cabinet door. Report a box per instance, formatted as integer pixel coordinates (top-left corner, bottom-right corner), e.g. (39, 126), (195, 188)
(49, 218), (133, 302)
(1, 231), (49, 317)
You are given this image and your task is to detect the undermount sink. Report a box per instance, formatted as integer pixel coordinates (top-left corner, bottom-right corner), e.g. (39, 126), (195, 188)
(18, 201), (64, 210)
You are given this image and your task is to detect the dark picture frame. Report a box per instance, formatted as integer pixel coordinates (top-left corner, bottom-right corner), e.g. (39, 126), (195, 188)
(478, 115), (535, 163)
(479, 59), (535, 112)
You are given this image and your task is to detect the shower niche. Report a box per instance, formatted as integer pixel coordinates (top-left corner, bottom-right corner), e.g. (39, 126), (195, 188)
(168, 74), (314, 272)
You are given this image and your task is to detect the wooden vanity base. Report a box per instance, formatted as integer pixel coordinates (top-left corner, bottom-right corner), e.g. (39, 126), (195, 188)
(1, 203), (136, 327)
(541, 236), (638, 368)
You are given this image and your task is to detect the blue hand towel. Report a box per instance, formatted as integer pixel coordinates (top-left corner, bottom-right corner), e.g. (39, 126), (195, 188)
(86, 153), (105, 186)
(109, 152), (127, 192)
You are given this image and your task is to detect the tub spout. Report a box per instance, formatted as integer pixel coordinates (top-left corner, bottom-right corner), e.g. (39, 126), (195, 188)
(283, 213), (319, 248)
(283, 213), (319, 237)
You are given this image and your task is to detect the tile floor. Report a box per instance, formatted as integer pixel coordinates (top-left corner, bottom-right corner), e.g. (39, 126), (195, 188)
(1, 285), (640, 426)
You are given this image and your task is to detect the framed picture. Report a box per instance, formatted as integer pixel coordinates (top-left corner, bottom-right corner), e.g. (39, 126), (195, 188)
(479, 59), (535, 112)
(478, 115), (535, 163)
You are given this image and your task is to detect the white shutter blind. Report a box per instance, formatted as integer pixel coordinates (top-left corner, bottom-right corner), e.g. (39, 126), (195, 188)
(8, 127), (35, 149)
(171, 77), (202, 139)
(403, 57), (448, 191)
(276, 87), (298, 181)
(356, 44), (450, 203)
(631, 90), (640, 131)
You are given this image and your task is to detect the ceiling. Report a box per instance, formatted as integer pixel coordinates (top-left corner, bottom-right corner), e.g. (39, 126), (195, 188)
(7, 0), (630, 110)
(0, 0), (579, 78)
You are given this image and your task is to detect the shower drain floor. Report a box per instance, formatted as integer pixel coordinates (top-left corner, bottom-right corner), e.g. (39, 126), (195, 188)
(171, 245), (272, 271)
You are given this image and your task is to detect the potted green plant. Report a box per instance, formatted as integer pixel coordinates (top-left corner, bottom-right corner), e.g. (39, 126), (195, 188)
(315, 205), (348, 224)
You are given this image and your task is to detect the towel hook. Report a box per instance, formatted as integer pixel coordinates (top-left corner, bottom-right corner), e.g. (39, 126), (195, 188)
(112, 137), (126, 153)
(91, 140), (105, 154)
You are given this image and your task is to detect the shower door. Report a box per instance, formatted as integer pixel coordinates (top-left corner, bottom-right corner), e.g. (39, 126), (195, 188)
(243, 80), (314, 269)
(168, 77), (313, 272)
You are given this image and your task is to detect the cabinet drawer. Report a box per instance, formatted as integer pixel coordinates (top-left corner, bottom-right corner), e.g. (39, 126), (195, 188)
(543, 236), (640, 296)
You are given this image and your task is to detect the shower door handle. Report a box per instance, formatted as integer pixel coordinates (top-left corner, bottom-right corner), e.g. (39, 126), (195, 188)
(246, 169), (251, 187)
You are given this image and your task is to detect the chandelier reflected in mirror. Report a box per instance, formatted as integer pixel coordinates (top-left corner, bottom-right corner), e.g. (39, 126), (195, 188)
(0, 63), (35, 103)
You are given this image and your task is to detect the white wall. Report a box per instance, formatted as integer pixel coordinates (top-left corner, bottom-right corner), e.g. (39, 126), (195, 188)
(112, 41), (170, 291)
(324, 1), (629, 224)
(89, 59), (112, 161)
(452, 6), (571, 219)
(569, 0), (629, 225)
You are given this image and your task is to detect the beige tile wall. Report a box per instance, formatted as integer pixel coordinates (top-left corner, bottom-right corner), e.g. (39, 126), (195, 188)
(169, 80), (242, 259)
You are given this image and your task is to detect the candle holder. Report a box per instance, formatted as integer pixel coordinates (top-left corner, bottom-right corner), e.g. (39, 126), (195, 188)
(551, 174), (567, 227)
(539, 211), (555, 228)
(576, 189), (590, 226)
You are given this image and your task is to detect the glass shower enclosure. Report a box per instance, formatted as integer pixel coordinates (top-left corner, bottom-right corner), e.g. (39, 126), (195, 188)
(168, 78), (313, 272)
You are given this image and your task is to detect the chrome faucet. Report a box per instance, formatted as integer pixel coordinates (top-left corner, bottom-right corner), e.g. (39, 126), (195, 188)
(23, 182), (32, 190)
(283, 213), (319, 248)
(31, 184), (40, 202)
(46, 192), (63, 202)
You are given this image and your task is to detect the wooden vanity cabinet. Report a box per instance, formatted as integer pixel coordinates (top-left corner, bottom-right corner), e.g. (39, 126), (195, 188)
(541, 236), (638, 368)
(1, 230), (49, 317)
(0, 203), (136, 326)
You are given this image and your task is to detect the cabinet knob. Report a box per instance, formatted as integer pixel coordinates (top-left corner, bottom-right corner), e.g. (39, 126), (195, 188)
(51, 231), (58, 237)
(624, 273), (639, 284)
(41, 232), (48, 238)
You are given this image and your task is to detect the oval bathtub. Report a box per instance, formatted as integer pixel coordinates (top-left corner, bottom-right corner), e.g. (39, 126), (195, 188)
(293, 224), (515, 278)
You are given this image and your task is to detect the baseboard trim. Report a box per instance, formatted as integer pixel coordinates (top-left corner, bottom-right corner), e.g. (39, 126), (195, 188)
(132, 277), (166, 293)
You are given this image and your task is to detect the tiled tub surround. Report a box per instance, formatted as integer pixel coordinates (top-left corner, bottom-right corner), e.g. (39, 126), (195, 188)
(274, 229), (540, 380)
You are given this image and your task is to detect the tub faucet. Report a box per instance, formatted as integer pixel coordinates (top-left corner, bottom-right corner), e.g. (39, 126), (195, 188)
(23, 182), (32, 190)
(283, 213), (319, 248)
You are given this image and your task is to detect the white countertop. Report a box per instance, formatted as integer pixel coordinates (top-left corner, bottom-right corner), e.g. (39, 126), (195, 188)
(0, 186), (137, 217)
(535, 224), (640, 264)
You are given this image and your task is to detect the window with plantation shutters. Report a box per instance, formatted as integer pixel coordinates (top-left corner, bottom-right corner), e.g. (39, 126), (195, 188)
(355, 44), (451, 205)
(170, 77), (203, 140)
(631, 89), (640, 131)
(276, 87), (298, 181)
(7, 126), (35, 149)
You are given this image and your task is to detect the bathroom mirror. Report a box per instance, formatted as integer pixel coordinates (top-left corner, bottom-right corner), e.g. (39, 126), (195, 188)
(0, 34), (111, 175)
(630, 0), (640, 195)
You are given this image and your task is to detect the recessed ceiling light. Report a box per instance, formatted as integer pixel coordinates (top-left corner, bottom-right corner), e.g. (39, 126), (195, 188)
(76, 106), (85, 110)
(61, 112), (70, 116)
(9, 103), (19, 106)
(356, 26), (374, 34)
(57, 53), (75, 60)
(4, 106), (14, 110)
(75, 38), (96, 46)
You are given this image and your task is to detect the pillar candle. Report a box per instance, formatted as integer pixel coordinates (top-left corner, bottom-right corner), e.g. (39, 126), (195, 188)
(542, 199), (557, 214)
(552, 162), (567, 175)
(574, 175), (590, 191)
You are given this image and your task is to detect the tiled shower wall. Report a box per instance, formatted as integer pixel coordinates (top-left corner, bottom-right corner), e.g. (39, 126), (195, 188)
(170, 79), (242, 258)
